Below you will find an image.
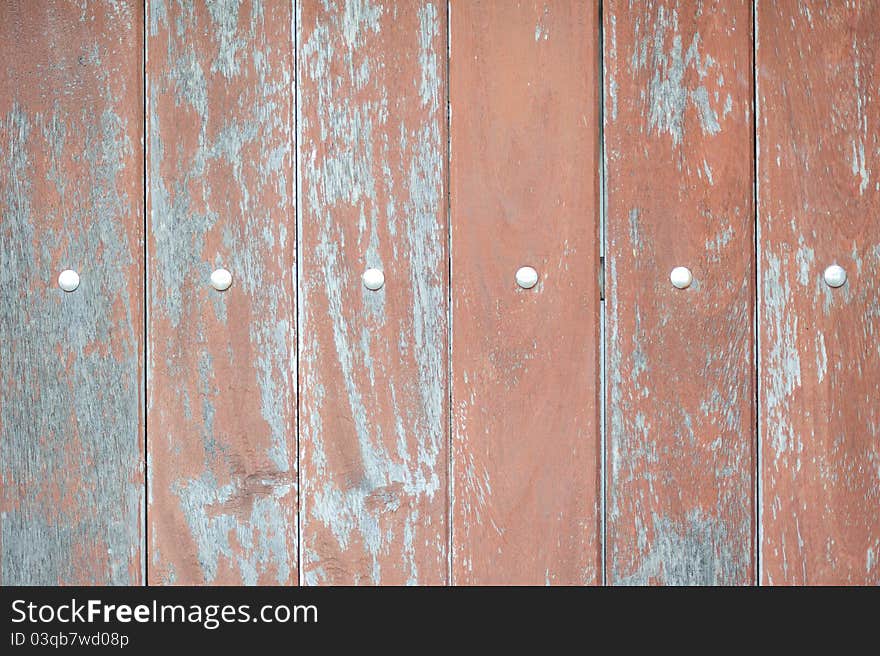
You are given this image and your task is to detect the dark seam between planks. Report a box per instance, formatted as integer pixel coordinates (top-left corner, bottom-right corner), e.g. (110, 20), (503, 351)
(752, 0), (761, 588)
(598, 0), (608, 587)
(144, 0), (149, 588)
(445, 0), (453, 588)
(294, 0), (301, 587)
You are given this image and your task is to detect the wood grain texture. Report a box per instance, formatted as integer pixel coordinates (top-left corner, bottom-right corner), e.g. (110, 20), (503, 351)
(147, 0), (296, 585)
(604, 0), (755, 585)
(297, 0), (448, 585)
(757, 0), (880, 585)
(450, 0), (601, 585)
(0, 0), (144, 585)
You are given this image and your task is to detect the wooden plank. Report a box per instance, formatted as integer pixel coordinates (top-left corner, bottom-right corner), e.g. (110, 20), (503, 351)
(147, 0), (296, 585)
(757, 1), (880, 585)
(297, 0), (448, 585)
(449, 0), (601, 585)
(0, 0), (144, 585)
(604, 0), (755, 585)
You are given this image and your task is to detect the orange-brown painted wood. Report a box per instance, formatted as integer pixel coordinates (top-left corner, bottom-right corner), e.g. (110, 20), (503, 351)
(0, 0), (144, 584)
(757, 1), (880, 585)
(449, 0), (602, 585)
(147, 0), (297, 585)
(604, 0), (756, 584)
(297, 0), (448, 585)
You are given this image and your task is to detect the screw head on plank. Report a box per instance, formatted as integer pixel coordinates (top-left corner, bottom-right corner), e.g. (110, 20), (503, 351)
(210, 268), (233, 291)
(362, 268), (385, 291)
(58, 269), (80, 292)
(670, 266), (693, 289)
(823, 264), (847, 288)
(515, 266), (539, 289)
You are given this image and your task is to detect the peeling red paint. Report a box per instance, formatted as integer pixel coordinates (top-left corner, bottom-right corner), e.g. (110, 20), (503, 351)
(758, 1), (880, 585)
(147, 0), (297, 586)
(604, 0), (756, 585)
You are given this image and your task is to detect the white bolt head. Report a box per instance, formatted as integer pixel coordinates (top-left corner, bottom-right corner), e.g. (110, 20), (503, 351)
(210, 268), (233, 291)
(362, 267), (384, 291)
(515, 266), (538, 289)
(58, 269), (80, 292)
(670, 266), (693, 289)
(823, 264), (847, 288)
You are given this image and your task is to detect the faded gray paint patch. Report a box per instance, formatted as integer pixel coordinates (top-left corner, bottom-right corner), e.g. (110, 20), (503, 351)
(795, 234), (815, 287)
(815, 332), (827, 384)
(206, 0), (247, 79)
(705, 224), (733, 261)
(174, 470), (294, 585)
(763, 250), (802, 462)
(534, 4), (550, 42)
(632, 6), (727, 145)
(606, 14), (619, 121)
(615, 511), (746, 585)
(607, 257), (627, 524)
(850, 36), (871, 195)
(628, 207), (642, 252)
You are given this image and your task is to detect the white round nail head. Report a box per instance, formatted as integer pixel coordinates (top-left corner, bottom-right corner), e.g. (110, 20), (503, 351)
(58, 269), (80, 292)
(823, 264), (847, 288)
(515, 266), (538, 289)
(210, 268), (233, 291)
(670, 266), (693, 289)
(362, 268), (385, 291)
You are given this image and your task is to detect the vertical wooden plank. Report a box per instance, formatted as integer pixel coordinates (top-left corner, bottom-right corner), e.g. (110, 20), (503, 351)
(604, 0), (755, 584)
(450, 1), (601, 585)
(0, 0), (144, 585)
(147, 0), (296, 585)
(758, 1), (880, 585)
(298, 1), (448, 585)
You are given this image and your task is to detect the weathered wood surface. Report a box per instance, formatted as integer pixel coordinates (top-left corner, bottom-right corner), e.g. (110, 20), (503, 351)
(0, 0), (144, 585)
(297, 0), (448, 585)
(757, 1), (880, 585)
(450, 1), (601, 585)
(604, 0), (756, 585)
(4, 0), (880, 588)
(147, 0), (296, 585)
